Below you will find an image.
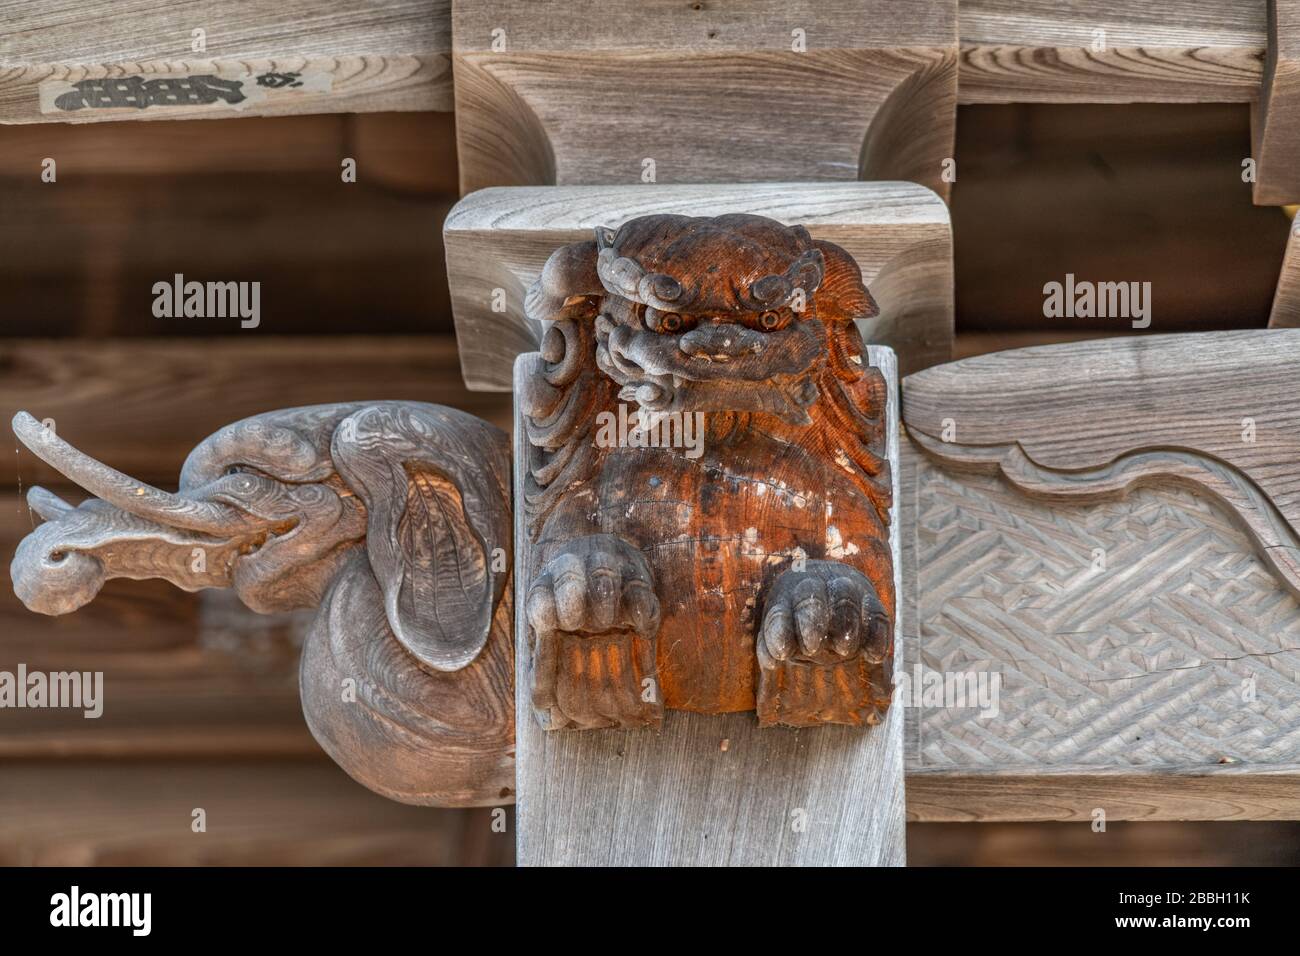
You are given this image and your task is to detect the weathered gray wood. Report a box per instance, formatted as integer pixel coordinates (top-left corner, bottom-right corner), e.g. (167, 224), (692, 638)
(900, 331), (1300, 822)
(0, 759), (512, 866)
(446, 183), (953, 388)
(0, 0), (451, 124)
(960, 0), (1265, 103)
(4, 338), (511, 488)
(1254, 2), (1300, 205)
(1270, 220), (1300, 327)
(452, 0), (957, 197)
(514, 346), (904, 866)
(10, 401), (515, 807)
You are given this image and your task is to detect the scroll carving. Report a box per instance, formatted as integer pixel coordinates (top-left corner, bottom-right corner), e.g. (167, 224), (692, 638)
(520, 213), (896, 731)
(9, 404), (514, 807)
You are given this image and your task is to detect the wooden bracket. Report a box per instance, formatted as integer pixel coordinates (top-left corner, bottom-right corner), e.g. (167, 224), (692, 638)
(902, 330), (1300, 821)
(451, 0), (957, 197)
(8, 403), (514, 807)
(445, 182), (954, 386)
(1255, 1), (1300, 205)
(1269, 218), (1300, 327)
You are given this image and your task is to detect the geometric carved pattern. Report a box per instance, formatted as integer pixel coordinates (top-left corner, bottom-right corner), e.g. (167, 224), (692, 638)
(905, 446), (1300, 771)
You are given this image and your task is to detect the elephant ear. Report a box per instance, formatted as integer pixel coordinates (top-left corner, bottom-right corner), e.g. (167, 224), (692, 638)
(331, 404), (511, 673)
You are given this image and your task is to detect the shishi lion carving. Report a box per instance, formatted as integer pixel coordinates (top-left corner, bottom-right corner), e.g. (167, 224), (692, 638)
(520, 213), (895, 730)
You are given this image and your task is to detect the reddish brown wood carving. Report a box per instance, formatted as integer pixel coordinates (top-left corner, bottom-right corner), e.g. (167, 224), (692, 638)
(520, 214), (894, 730)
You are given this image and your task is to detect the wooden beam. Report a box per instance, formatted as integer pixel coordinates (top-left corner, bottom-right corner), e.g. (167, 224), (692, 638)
(445, 182), (954, 388)
(959, 0), (1265, 104)
(900, 331), (1300, 822)
(0, 760), (511, 865)
(3, 337), (511, 488)
(452, 0), (957, 198)
(514, 347), (905, 865)
(0, 0), (451, 124)
(1269, 219), (1300, 326)
(908, 769), (1300, 822)
(1255, 2), (1300, 204)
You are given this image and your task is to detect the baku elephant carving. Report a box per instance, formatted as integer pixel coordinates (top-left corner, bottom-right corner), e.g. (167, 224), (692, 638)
(520, 213), (896, 731)
(10, 404), (513, 807)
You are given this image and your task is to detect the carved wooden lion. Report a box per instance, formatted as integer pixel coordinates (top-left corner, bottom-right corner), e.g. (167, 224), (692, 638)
(520, 213), (895, 730)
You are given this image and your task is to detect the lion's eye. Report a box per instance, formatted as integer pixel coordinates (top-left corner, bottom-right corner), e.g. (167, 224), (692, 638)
(661, 313), (682, 332)
(759, 311), (782, 330)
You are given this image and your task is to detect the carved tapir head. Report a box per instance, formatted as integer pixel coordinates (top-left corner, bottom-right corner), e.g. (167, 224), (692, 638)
(12, 403), (509, 673)
(526, 213), (878, 425)
(11, 403), (515, 806)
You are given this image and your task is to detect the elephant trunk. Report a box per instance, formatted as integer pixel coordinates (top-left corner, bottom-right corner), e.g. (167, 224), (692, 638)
(13, 412), (251, 536)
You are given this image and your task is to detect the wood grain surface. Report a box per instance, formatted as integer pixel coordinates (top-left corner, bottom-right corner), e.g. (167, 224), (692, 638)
(452, 0), (956, 196)
(1270, 220), (1300, 326)
(1254, 1), (1300, 204)
(445, 183), (953, 389)
(0, 759), (512, 865)
(959, 0), (1265, 104)
(0, 0), (451, 123)
(0, 173), (457, 337)
(514, 347), (905, 865)
(3, 337), (512, 488)
(899, 331), (1300, 822)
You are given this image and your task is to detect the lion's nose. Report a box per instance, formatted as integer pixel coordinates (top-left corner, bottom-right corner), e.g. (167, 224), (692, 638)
(678, 323), (764, 360)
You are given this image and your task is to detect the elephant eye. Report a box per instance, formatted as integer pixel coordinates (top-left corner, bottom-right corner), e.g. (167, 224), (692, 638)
(225, 465), (243, 476)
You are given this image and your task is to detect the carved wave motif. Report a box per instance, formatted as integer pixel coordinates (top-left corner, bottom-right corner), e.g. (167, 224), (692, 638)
(908, 428), (1300, 600)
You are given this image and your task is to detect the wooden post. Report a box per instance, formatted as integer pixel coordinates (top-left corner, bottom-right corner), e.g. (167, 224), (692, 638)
(513, 347), (905, 866)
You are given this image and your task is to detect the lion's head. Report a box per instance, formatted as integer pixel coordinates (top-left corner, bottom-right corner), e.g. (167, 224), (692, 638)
(526, 213), (878, 427)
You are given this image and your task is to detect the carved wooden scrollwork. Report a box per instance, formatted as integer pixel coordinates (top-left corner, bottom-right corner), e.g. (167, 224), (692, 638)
(903, 331), (1300, 599)
(10, 404), (514, 807)
(520, 213), (896, 731)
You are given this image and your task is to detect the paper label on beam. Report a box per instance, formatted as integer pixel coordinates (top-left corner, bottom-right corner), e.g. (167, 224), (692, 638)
(39, 70), (332, 116)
